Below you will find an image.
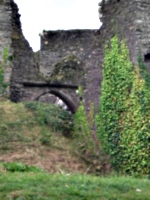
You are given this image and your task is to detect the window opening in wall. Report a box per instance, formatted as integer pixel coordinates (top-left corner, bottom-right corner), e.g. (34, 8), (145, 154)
(144, 53), (150, 63)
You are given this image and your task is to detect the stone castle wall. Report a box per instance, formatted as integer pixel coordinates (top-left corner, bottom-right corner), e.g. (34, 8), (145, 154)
(0, 0), (13, 85)
(0, 0), (12, 59)
(39, 30), (102, 112)
(99, 0), (150, 69)
(0, 0), (150, 113)
(0, 0), (40, 101)
(10, 0), (41, 101)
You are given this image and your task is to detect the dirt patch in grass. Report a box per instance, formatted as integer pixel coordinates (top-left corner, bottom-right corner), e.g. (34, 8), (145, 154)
(0, 138), (88, 174)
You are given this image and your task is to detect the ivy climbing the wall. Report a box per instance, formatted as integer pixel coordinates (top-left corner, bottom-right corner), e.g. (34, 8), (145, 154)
(119, 66), (150, 176)
(0, 47), (9, 95)
(97, 35), (133, 167)
(97, 35), (150, 176)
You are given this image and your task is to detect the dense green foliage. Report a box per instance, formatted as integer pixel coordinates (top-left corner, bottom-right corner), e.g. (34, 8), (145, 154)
(97, 35), (150, 176)
(0, 171), (149, 200)
(119, 66), (150, 175)
(0, 162), (43, 172)
(97, 36), (133, 168)
(24, 101), (73, 136)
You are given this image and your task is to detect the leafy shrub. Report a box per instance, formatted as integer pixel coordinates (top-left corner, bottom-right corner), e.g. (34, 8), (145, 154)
(24, 101), (73, 135)
(97, 35), (150, 176)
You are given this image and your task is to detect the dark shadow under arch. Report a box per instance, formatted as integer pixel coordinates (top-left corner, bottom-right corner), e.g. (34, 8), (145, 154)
(35, 90), (77, 114)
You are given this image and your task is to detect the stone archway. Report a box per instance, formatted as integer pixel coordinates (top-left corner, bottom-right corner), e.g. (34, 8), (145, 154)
(35, 90), (77, 114)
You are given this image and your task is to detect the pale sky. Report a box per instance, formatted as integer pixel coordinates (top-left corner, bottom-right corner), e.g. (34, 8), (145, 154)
(14, 0), (101, 51)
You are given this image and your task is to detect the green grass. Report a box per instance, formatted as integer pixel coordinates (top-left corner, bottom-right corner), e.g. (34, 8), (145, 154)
(0, 101), (149, 199)
(0, 172), (149, 200)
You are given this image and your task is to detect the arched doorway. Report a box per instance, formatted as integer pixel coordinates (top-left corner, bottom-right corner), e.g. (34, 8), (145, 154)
(35, 90), (77, 114)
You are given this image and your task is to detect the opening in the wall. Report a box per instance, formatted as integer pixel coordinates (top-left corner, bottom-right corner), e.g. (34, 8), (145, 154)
(144, 53), (150, 63)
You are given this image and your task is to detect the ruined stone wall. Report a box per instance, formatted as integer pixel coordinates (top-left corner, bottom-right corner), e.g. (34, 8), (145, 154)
(134, 0), (150, 72)
(0, 0), (13, 85)
(99, 0), (150, 70)
(0, 0), (40, 101)
(0, 0), (12, 59)
(0, 0), (102, 112)
(1, 0), (150, 113)
(39, 30), (102, 113)
(10, 0), (42, 102)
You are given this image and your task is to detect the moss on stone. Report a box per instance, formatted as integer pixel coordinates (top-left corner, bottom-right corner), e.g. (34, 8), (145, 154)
(41, 55), (84, 85)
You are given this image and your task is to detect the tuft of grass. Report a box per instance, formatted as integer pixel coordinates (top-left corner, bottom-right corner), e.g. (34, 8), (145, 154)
(0, 172), (149, 200)
(0, 162), (43, 172)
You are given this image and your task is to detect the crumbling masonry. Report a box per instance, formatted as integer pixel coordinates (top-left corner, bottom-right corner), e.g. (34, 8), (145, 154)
(0, 0), (150, 113)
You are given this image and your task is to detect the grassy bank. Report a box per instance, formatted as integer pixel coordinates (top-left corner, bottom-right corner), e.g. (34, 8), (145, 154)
(0, 100), (149, 200)
(0, 172), (149, 200)
(0, 101), (87, 173)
